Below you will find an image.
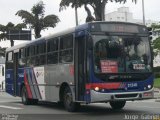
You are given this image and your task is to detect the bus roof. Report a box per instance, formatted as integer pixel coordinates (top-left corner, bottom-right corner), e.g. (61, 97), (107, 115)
(6, 21), (146, 52)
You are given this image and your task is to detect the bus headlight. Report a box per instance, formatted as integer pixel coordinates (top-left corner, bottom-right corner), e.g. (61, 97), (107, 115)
(94, 87), (100, 91)
(148, 85), (151, 89)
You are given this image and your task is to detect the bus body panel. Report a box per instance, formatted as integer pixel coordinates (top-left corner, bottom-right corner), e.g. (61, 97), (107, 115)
(6, 69), (14, 95)
(45, 64), (74, 102)
(17, 68), (24, 96)
(86, 75), (154, 103)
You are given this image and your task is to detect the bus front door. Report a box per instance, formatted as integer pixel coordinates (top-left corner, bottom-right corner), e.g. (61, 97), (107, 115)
(75, 34), (87, 101)
(13, 53), (18, 96)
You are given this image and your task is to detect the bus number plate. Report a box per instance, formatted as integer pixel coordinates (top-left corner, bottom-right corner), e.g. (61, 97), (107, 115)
(127, 83), (138, 88)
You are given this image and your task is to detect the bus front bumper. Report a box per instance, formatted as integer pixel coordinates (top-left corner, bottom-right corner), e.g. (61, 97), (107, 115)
(90, 89), (154, 103)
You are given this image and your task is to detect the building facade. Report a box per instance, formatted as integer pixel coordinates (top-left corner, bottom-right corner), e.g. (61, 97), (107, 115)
(105, 7), (159, 25)
(105, 7), (133, 23)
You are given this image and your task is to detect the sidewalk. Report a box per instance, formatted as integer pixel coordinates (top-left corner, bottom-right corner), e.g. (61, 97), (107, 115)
(154, 88), (160, 102)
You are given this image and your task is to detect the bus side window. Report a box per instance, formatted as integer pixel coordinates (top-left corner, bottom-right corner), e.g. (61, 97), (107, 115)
(38, 42), (46, 65)
(47, 38), (58, 64)
(59, 35), (73, 63)
(6, 51), (13, 69)
(18, 48), (25, 68)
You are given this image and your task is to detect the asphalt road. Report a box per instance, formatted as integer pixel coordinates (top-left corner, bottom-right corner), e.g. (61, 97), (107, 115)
(0, 92), (160, 120)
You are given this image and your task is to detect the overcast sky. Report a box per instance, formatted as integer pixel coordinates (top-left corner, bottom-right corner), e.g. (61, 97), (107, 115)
(0, 0), (160, 47)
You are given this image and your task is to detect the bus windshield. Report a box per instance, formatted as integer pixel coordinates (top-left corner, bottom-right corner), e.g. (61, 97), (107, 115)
(93, 34), (152, 74)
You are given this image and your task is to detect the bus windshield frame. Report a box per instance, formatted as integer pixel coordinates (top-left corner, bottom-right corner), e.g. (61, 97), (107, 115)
(91, 32), (152, 74)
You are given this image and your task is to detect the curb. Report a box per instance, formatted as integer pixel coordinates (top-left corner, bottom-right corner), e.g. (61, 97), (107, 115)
(154, 88), (160, 102)
(155, 99), (160, 102)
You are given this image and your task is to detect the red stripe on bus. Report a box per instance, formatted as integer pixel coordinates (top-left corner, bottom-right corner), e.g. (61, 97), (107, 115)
(69, 65), (74, 76)
(24, 69), (32, 99)
(32, 68), (42, 99)
(85, 83), (121, 90)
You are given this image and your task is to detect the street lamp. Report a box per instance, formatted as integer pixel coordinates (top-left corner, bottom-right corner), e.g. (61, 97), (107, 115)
(142, 0), (145, 25)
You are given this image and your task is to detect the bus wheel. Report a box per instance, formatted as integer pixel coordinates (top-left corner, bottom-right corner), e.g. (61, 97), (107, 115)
(30, 99), (39, 105)
(109, 101), (126, 110)
(63, 87), (80, 112)
(21, 86), (31, 105)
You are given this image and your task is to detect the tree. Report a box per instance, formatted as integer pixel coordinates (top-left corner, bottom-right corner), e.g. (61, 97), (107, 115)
(151, 23), (160, 56)
(60, 0), (136, 22)
(0, 22), (26, 46)
(0, 47), (6, 57)
(16, 1), (60, 38)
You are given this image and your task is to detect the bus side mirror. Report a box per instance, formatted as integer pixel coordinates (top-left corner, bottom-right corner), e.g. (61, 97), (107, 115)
(149, 36), (153, 40)
(88, 36), (93, 50)
(147, 27), (152, 40)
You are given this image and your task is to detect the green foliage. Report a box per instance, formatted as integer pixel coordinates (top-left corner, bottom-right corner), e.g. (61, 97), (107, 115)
(151, 23), (160, 56)
(59, 0), (136, 21)
(0, 22), (26, 41)
(153, 37), (160, 56)
(16, 10), (35, 24)
(0, 47), (6, 57)
(154, 78), (160, 88)
(153, 66), (160, 72)
(153, 67), (160, 78)
(31, 1), (45, 16)
(16, 1), (60, 38)
(151, 23), (160, 30)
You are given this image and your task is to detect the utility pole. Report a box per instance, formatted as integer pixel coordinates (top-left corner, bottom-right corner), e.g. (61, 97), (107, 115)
(75, 7), (78, 26)
(75, 0), (78, 26)
(142, 0), (145, 25)
(10, 39), (14, 47)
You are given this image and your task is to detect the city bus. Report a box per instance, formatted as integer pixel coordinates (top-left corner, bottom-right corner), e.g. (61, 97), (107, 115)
(5, 22), (154, 112)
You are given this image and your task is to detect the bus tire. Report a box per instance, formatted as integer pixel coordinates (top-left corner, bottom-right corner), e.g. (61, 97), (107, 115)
(21, 86), (32, 105)
(63, 87), (80, 112)
(109, 101), (126, 110)
(30, 99), (39, 105)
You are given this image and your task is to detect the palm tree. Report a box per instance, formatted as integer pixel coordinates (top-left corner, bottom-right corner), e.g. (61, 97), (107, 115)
(16, 1), (60, 38)
(0, 22), (26, 46)
(0, 47), (6, 57)
(60, 0), (137, 22)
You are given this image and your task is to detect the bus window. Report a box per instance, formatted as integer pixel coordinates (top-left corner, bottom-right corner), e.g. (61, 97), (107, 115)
(6, 51), (13, 69)
(30, 46), (36, 56)
(19, 48), (25, 59)
(47, 38), (58, 52)
(39, 43), (46, 54)
(25, 47), (30, 57)
(59, 35), (73, 63)
(7, 52), (13, 61)
(47, 52), (58, 64)
(39, 55), (46, 65)
(47, 38), (59, 64)
(18, 48), (26, 68)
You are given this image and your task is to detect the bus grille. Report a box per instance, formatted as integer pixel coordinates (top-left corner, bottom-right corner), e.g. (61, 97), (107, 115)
(115, 94), (138, 98)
